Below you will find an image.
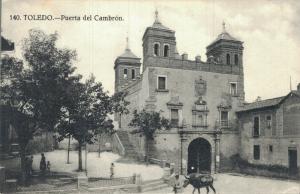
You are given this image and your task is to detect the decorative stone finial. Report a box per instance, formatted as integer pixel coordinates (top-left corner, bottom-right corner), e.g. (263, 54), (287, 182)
(222, 21), (226, 32)
(126, 36), (129, 50)
(154, 9), (160, 24)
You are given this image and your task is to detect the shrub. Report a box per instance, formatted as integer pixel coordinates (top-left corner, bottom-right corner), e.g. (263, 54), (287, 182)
(230, 154), (289, 174)
(26, 135), (53, 154)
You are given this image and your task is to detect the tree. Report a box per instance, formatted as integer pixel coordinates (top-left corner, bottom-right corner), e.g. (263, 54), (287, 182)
(129, 109), (170, 164)
(111, 91), (130, 128)
(0, 56), (34, 182)
(22, 29), (79, 147)
(95, 91), (129, 157)
(95, 119), (114, 157)
(57, 75), (113, 171)
(0, 29), (79, 183)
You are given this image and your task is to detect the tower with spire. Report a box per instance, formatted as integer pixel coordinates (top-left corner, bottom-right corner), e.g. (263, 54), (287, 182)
(206, 22), (244, 66)
(113, 10), (248, 174)
(114, 37), (141, 92)
(206, 22), (245, 100)
(142, 9), (177, 70)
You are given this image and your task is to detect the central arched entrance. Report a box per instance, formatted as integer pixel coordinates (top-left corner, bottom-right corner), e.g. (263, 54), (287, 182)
(187, 137), (211, 174)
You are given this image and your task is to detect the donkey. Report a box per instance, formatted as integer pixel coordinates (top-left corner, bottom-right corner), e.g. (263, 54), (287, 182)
(183, 173), (216, 194)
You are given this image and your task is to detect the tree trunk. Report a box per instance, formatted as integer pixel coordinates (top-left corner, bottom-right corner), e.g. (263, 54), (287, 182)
(67, 134), (71, 164)
(119, 113), (122, 129)
(98, 136), (101, 158)
(78, 142), (83, 171)
(19, 143), (27, 185)
(145, 138), (149, 165)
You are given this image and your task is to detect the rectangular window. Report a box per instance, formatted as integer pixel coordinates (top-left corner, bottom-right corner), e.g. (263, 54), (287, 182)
(170, 109), (179, 127)
(266, 115), (272, 129)
(269, 145), (273, 152)
(123, 69), (128, 79)
(254, 145), (260, 160)
(253, 116), (260, 137)
(192, 112), (207, 127)
(158, 76), (166, 90)
(230, 82), (237, 96)
(220, 111), (229, 127)
(131, 69), (135, 79)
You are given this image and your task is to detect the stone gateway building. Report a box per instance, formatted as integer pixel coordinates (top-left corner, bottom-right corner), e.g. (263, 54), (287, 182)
(113, 11), (299, 175)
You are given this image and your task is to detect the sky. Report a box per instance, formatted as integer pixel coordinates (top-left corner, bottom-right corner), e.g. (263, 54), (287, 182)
(2, 0), (300, 102)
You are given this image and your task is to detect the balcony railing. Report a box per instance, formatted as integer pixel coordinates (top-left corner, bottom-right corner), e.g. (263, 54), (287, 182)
(215, 120), (230, 129)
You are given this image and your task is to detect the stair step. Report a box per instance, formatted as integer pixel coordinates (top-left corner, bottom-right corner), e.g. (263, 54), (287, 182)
(116, 131), (139, 159)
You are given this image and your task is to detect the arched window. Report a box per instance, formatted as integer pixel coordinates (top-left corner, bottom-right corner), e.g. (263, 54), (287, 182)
(226, 54), (231, 65)
(234, 54), (239, 65)
(123, 68), (128, 79)
(163, 44), (169, 57)
(154, 43), (160, 56)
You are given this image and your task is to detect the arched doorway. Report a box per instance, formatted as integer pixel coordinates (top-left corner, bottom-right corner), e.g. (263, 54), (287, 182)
(187, 138), (211, 174)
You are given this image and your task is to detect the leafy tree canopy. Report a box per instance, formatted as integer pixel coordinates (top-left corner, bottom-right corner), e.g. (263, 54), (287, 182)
(129, 109), (170, 140)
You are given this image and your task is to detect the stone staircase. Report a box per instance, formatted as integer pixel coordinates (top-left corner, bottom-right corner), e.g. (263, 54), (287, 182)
(116, 130), (140, 160)
(141, 178), (171, 193)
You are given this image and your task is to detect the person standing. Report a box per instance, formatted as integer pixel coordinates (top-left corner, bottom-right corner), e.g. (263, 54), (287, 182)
(110, 163), (115, 179)
(29, 156), (34, 175)
(39, 153), (46, 174)
(46, 161), (51, 174)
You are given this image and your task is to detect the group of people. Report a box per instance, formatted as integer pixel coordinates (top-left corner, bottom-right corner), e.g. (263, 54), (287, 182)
(39, 153), (51, 174)
(24, 153), (51, 177)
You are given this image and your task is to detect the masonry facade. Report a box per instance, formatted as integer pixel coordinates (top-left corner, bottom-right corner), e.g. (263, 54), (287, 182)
(237, 88), (300, 175)
(114, 12), (246, 174)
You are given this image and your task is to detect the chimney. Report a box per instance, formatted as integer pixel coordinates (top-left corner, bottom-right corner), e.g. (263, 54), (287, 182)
(182, 53), (188, 60)
(297, 83), (300, 91)
(195, 55), (201, 62)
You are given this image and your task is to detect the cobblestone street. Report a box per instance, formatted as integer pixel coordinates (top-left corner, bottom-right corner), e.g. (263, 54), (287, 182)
(144, 173), (300, 194)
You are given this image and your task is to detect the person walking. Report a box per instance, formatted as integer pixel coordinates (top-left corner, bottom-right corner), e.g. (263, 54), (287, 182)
(173, 174), (183, 193)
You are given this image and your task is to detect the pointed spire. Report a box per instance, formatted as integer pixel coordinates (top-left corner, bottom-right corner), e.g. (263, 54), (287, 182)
(222, 21), (226, 32)
(126, 36), (130, 51)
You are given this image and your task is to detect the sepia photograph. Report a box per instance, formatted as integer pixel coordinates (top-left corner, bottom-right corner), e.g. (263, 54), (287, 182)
(0, 0), (300, 193)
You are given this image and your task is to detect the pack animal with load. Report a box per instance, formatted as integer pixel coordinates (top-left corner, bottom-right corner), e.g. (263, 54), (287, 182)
(183, 173), (216, 194)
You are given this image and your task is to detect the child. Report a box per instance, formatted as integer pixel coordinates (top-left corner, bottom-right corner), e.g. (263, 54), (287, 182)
(47, 161), (51, 174)
(110, 163), (115, 179)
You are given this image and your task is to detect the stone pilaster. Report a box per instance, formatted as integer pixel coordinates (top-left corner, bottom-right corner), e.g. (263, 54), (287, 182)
(215, 133), (221, 173)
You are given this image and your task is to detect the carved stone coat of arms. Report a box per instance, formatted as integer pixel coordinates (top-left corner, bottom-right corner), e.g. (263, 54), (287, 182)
(195, 77), (207, 96)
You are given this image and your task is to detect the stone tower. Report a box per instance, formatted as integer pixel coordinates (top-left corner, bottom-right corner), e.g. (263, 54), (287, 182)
(142, 10), (177, 70)
(206, 22), (244, 66)
(206, 22), (245, 101)
(114, 38), (141, 92)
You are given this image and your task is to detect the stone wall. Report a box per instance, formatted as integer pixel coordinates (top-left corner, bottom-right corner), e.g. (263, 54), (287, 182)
(283, 94), (300, 136)
(219, 131), (240, 170)
(146, 66), (243, 127)
(238, 96), (300, 171)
